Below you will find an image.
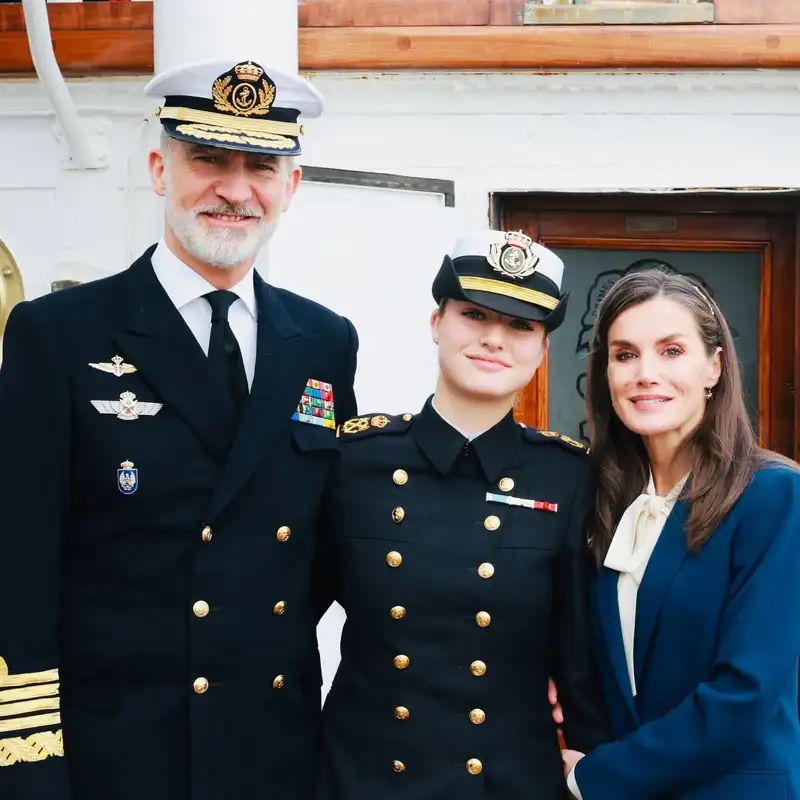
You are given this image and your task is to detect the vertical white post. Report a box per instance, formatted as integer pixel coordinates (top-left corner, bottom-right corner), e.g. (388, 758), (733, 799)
(153, 0), (299, 75)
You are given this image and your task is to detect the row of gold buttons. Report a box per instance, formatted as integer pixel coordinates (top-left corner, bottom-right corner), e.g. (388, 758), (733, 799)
(393, 759), (484, 775)
(192, 675), (286, 695)
(387, 471), (494, 778)
(201, 524), (292, 544)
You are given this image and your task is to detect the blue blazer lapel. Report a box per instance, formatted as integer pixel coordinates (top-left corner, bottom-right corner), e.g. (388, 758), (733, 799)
(632, 501), (689, 691)
(596, 566), (639, 723)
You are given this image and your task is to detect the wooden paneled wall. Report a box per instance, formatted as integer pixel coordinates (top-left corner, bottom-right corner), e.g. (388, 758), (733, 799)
(0, 1), (799, 76)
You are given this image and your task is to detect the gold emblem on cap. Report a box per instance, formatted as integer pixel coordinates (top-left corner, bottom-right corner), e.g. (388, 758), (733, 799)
(488, 230), (539, 280)
(212, 61), (276, 118)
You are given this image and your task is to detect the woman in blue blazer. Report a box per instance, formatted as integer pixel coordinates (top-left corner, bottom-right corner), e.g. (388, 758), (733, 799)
(561, 268), (800, 800)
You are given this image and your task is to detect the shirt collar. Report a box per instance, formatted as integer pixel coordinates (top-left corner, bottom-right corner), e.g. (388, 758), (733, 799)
(411, 396), (522, 482)
(150, 239), (258, 321)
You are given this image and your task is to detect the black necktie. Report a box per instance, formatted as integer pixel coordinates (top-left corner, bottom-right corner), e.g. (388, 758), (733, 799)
(204, 290), (249, 416)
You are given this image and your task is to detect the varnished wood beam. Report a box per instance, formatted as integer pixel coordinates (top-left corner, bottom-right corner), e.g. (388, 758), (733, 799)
(298, 0), (490, 27)
(1, 2), (800, 76)
(299, 25), (800, 70)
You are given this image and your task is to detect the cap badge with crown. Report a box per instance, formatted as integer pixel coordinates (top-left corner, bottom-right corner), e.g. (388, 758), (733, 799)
(211, 61), (276, 118)
(488, 230), (539, 279)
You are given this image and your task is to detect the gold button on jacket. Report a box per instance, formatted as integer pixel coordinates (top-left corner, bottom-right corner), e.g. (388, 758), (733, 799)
(470, 660), (487, 677)
(386, 551), (403, 568)
(393, 654), (410, 670)
(469, 708), (486, 725)
(498, 476), (515, 492)
(193, 677), (209, 695)
(484, 515), (501, 531)
(466, 758), (483, 775)
(392, 469), (408, 486)
(192, 600), (210, 618)
(276, 526), (291, 542)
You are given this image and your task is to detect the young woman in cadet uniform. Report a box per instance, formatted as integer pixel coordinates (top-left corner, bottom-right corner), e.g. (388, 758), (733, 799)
(316, 229), (609, 800)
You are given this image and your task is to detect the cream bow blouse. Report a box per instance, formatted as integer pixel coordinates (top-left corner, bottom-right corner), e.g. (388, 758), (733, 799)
(603, 472), (688, 696)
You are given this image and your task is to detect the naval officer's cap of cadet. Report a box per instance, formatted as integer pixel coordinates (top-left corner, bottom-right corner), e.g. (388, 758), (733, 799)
(432, 230), (569, 331)
(143, 58), (325, 157)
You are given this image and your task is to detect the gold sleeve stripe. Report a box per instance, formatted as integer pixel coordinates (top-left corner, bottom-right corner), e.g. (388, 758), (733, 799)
(0, 698), (60, 719)
(0, 712), (61, 735)
(0, 669), (59, 689)
(0, 730), (64, 767)
(0, 684), (59, 704)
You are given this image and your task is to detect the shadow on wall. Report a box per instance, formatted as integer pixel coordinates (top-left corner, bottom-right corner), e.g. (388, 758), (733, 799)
(0, 240), (24, 366)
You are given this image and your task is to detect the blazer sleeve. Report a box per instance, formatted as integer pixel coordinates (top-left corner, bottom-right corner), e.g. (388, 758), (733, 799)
(313, 315), (359, 620)
(574, 466), (800, 800)
(0, 301), (72, 799)
(551, 462), (612, 754)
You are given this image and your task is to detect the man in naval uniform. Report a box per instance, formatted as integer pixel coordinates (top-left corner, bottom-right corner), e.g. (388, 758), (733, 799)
(317, 231), (609, 799)
(0, 59), (357, 800)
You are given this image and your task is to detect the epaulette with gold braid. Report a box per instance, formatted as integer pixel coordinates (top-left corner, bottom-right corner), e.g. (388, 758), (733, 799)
(336, 412), (413, 440)
(522, 426), (590, 455)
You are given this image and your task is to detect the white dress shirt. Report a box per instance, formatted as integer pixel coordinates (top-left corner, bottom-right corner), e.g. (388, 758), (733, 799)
(150, 240), (258, 388)
(431, 397), (490, 441)
(567, 471), (688, 799)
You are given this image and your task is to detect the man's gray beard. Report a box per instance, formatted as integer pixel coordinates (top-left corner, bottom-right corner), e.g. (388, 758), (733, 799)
(164, 181), (278, 269)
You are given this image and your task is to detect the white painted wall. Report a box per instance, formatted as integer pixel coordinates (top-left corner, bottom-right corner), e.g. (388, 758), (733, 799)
(2, 68), (800, 693)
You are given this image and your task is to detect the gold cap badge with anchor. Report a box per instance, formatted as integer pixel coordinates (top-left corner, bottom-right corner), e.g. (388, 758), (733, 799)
(488, 231), (540, 279)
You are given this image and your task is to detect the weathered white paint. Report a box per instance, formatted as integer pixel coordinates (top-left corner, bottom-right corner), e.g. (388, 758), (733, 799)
(1, 68), (799, 693)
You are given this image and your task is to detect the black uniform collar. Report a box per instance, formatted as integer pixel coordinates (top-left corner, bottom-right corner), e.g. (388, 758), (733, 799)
(411, 396), (521, 482)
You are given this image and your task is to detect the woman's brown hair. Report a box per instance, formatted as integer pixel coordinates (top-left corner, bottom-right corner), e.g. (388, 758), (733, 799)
(586, 268), (794, 559)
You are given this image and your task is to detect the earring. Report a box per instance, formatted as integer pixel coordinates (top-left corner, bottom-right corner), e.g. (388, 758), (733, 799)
(705, 388), (713, 400)
(433, 337), (439, 345)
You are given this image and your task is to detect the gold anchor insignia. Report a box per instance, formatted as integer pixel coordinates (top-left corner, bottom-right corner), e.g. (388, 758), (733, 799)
(341, 418), (370, 434)
(488, 230), (539, 280)
(89, 355), (137, 378)
(211, 61), (276, 118)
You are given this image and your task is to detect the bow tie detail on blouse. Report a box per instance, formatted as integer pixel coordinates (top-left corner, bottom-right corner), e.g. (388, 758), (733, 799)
(604, 474), (687, 586)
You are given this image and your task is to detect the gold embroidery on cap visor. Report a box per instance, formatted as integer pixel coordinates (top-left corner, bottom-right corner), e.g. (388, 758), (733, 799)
(158, 106), (302, 137)
(458, 276), (559, 311)
(174, 123), (296, 150)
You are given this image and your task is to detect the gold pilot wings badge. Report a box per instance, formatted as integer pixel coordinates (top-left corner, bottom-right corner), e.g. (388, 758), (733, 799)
(89, 355), (138, 377)
(91, 391), (163, 421)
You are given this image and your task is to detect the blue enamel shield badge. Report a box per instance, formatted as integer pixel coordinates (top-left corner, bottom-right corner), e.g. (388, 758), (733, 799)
(117, 460), (138, 495)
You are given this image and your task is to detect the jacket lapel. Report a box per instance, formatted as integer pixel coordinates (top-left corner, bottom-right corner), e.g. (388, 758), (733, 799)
(596, 567), (639, 723)
(632, 501), (689, 690)
(205, 273), (318, 520)
(113, 249), (235, 462)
